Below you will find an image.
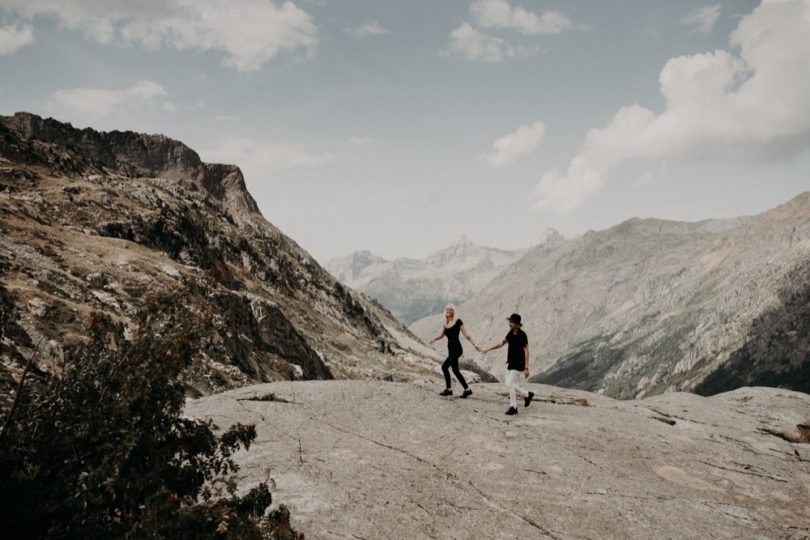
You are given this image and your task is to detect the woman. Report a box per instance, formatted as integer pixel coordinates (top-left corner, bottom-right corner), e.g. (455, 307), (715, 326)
(429, 304), (480, 398)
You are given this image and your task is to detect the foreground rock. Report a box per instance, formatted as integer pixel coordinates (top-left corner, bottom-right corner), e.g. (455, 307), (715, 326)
(186, 381), (810, 539)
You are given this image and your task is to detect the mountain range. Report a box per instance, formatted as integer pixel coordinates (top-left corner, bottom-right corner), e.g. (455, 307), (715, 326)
(325, 231), (563, 325)
(3, 112), (808, 404)
(410, 195), (810, 398)
(0, 112), (438, 399)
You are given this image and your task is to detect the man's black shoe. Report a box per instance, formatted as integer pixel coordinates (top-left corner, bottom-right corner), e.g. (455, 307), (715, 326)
(524, 391), (535, 407)
(505, 407), (518, 415)
(439, 389), (453, 396)
(460, 389), (473, 399)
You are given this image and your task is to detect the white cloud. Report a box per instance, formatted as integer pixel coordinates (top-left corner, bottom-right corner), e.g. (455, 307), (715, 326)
(443, 23), (539, 62)
(444, 23), (505, 62)
(443, 1), (565, 63)
(203, 137), (334, 176)
(0, 24), (34, 55)
(162, 101), (204, 113)
(346, 19), (389, 40)
(484, 120), (545, 167)
(2, 0), (317, 72)
(532, 0), (810, 215)
(470, 0), (572, 35)
(52, 80), (167, 118)
(348, 136), (376, 146)
(682, 4), (722, 35)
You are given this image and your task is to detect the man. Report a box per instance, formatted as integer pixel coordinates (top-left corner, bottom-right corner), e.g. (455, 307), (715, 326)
(478, 313), (534, 415)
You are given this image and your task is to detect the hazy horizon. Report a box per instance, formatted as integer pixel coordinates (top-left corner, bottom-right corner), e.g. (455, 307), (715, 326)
(2, 0), (808, 262)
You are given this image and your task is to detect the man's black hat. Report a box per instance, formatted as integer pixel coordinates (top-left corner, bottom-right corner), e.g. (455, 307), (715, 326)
(507, 313), (522, 326)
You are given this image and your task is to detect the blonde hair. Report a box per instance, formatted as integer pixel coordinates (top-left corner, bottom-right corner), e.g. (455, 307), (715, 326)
(444, 304), (457, 320)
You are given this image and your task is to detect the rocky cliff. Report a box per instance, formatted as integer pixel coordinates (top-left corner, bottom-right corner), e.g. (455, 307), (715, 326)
(0, 112), (438, 399)
(410, 195), (810, 399)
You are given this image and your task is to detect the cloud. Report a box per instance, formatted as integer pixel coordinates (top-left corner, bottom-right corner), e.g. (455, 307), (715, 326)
(442, 1), (567, 62)
(162, 101), (204, 113)
(0, 23), (34, 55)
(348, 136), (376, 146)
(203, 137), (334, 176)
(484, 120), (545, 167)
(442, 23), (540, 62)
(346, 19), (389, 40)
(52, 80), (167, 118)
(682, 4), (722, 35)
(444, 23), (505, 62)
(470, 0), (573, 35)
(1, 0), (317, 72)
(532, 0), (810, 214)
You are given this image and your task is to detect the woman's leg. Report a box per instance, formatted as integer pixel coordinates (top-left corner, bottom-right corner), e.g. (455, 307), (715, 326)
(450, 353), (468, 389)
(441, 357), (452, 388)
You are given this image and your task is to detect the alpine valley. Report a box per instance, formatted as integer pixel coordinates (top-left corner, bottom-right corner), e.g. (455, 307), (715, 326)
(410, 194), (810, 399)
(325, 235), (553, 325)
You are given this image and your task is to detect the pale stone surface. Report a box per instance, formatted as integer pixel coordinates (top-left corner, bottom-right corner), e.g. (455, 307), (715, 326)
(186, 381), (810, 539)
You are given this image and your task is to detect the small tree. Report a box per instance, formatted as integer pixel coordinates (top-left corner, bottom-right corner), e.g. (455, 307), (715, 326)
(0, 306), (301, 539)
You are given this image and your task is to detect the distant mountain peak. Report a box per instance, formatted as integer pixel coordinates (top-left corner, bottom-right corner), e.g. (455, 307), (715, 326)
(325, 236), (529, 324)
(536, 227), (564, 246)
(449, 235), (475, 247)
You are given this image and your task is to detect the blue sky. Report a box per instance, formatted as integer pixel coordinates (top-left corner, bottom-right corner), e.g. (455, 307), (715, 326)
(1, 0), (808, 262)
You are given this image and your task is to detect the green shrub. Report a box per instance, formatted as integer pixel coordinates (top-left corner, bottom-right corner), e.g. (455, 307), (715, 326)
(0, 310), (300, 539)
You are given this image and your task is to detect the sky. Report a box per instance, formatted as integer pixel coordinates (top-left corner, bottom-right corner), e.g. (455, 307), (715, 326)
(1, 0), (809, 263)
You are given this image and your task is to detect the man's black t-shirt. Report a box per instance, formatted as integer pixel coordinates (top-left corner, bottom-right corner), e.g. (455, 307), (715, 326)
(505, 329), (528, 370)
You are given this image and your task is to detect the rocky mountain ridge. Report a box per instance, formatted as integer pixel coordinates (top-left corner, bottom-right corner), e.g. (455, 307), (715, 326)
(410, 194), (810, 399)
(0, 112), (439, 399)
(325, 233), (558, 324)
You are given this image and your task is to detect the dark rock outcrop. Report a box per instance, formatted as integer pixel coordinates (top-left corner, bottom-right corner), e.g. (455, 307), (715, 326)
(695, 259), (810, 395)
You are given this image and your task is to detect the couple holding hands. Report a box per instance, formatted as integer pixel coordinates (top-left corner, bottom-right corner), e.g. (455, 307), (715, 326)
(429, 304), (534, 415)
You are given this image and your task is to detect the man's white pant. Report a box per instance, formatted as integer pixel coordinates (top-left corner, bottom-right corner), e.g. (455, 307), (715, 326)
(505, 369), (529, 408)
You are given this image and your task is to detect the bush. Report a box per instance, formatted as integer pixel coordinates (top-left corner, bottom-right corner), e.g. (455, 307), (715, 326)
(0, 310), (301, 539)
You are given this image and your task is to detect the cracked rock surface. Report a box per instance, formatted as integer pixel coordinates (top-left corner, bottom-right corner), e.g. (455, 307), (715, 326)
(185, 381), (810, 539)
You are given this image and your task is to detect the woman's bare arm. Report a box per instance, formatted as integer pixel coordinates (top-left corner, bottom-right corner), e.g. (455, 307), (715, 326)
(428, 327), (446, 344)
(460, 324), (479, 349)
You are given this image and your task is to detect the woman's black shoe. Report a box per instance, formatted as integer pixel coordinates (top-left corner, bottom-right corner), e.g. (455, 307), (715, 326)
(439, 389), (453, 396)
(460, 389), (472, 398)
